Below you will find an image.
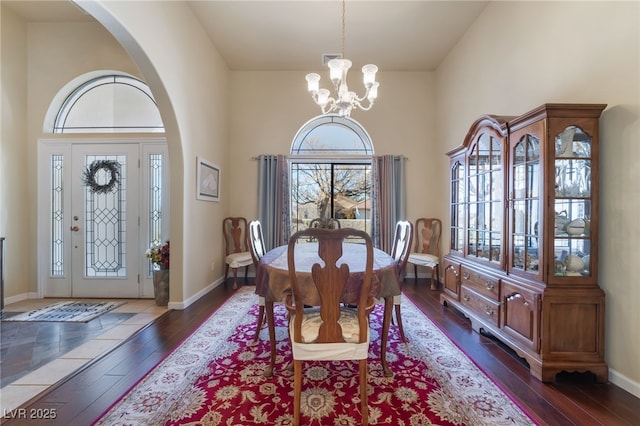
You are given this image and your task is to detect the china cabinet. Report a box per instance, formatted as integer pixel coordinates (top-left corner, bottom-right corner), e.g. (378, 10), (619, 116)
(442, 104), (607, 382)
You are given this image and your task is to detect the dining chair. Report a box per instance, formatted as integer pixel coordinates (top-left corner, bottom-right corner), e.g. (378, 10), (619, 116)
(285, 227), (374, 426)
(248, 220), (267, 342)
(389, 220), (413, 343)
(223, 217), (253, 289)
(407, 218), (442, 290)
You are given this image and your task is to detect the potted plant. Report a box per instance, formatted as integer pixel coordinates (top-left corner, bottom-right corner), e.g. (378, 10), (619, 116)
(145, 241), (170, 306)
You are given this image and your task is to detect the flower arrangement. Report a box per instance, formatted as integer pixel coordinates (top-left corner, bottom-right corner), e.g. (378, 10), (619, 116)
(145, 241), (170, 269)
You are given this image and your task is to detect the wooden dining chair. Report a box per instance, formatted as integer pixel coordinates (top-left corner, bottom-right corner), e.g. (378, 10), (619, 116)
(407, 218), (442, 290)
(285, 228), (375, 426)
(223, 217), (253, 289)
(389, 220), (413, 343)
(248, 220), (267, 342)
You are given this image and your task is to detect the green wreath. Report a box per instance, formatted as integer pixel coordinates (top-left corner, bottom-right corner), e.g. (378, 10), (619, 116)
(82, 160), (120, 194)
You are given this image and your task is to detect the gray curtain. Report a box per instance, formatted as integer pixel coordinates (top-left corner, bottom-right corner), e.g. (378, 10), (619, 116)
(371, 155), (406, 252)
(257, 154), (290, 250)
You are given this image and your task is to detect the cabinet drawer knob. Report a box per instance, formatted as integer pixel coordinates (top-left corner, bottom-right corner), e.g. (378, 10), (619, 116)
(485, 282), (495, 291)
(485, 308), (495, 316)
(463, 272), (470, 280)
(463, 294), (470, 302)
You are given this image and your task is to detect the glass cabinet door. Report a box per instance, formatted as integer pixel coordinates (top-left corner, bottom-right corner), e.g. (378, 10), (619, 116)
(553, 126), (592, 277)
(467, 132), (502, 263)
(450, 159), (465, 253)
(509, 132), (541, 277)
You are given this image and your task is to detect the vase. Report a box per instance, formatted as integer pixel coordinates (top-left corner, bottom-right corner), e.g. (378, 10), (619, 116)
(152, 269), (170, 306)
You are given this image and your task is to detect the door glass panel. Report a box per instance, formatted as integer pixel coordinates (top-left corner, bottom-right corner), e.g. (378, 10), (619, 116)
(510, 134), (540, 275)
(84, 155), (127, 277)
(148, 153), (164, 276)
(468, 229), (477, 257)
(477, 134), (490, 169)
(450, 161), (464, 252)
(467, 132), (502, 263)
(51, 155), (65, 276)
(513, 164), (525, 199)
(554, 126), (592, 277)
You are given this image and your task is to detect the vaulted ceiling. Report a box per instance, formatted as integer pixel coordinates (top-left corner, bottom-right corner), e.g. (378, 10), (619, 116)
(3, 0), (488, 71)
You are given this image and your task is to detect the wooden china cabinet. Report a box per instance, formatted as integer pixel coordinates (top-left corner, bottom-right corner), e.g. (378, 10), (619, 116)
(441, 104), (608, 382)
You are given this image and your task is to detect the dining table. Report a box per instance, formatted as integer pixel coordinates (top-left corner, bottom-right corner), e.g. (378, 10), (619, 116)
(255, 241), (401, 377)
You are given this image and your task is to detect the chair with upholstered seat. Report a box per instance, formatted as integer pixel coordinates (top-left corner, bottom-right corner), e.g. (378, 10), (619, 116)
(248, 220), (267, 342)
(407, 218), (442, 290)
(389, 220), (413, 343)
(285, 228), (374, 426)
(223, 217), (253, 289)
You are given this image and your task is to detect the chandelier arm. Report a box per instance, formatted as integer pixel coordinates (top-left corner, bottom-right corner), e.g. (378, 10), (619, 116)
(355, 99), (375, 111)
(321, 98), (338, 115)
(352, 88), (372, 103)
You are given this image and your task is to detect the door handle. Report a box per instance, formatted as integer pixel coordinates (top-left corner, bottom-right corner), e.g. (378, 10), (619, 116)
(70, 226), (80, 232)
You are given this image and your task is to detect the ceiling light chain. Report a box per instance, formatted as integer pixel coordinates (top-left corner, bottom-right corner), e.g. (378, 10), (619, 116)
(341, 0), (346, 58)
(305, 0), (379, 117)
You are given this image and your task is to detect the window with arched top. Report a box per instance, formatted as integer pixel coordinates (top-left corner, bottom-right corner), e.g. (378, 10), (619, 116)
(52, 74), (164, 133)
(40, 72), (169, 294)
(290, 115), (373, 155)
(290, 115), (374, 235)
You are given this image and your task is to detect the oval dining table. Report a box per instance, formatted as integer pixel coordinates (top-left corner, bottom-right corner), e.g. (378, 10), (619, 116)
(255, 241), (401, 377)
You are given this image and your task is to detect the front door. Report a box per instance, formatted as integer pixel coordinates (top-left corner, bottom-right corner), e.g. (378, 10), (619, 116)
(38, 141), (144, 298)
(69, 144), (140, 297)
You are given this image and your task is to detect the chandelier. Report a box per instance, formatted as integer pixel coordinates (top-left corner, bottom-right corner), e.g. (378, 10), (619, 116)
(305, 0), (379, 117)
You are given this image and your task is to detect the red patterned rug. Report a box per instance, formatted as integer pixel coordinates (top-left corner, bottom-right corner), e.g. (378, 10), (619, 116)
(95, 287), (537, 425)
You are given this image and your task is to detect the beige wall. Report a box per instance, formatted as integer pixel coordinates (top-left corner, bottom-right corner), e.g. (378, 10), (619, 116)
(436, 1), (640, 394)
(0, 6), (28, 301)
(228, 70), (436, 222)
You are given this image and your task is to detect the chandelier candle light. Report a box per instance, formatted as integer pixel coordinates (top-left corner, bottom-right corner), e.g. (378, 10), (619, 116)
(305, 0), (379, 117)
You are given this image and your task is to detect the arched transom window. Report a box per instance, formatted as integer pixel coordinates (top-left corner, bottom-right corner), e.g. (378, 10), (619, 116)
(52, 74), (164, 133)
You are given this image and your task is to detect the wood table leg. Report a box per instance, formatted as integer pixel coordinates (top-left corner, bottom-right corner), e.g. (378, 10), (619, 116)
(263, 300), (276, 377)
(381, 296), (394, 377)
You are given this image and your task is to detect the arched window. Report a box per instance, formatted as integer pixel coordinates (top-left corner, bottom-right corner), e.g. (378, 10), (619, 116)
(50, 73), (164, 133)
(290, 115), (374, 234)
(291, 114), (373, 156)
(40, 72), (169, 296)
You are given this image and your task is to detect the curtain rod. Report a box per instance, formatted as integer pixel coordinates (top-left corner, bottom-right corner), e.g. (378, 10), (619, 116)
(250, 155), (408, 160)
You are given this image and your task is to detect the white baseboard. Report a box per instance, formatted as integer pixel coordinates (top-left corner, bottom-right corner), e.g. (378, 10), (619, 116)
(3, 292), (37, 305)
(167, 273), (258, 310)
(609, 368), (640, 398)
(167, 276), (225, 310)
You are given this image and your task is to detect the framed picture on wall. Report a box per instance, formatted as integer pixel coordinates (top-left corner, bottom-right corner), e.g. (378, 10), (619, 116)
(196, 157), (220, 202)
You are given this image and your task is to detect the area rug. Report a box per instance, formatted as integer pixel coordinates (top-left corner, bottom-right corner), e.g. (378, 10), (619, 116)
(3, 301), (126, 323)
(95, 287), (536, 425)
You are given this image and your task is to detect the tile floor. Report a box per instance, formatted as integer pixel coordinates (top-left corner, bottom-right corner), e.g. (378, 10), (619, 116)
(0, 298), (167, 412)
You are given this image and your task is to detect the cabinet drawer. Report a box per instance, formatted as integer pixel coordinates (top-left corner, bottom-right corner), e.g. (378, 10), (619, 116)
(460, 285), (500, 327)
(461, 266), (500, 301)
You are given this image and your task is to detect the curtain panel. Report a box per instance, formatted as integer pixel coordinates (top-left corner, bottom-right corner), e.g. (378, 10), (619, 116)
(371, 155), (406, 252)
(257, 155), (290, 250)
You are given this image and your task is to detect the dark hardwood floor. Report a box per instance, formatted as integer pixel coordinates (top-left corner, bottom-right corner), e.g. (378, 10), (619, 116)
(3, 279), (639, 425)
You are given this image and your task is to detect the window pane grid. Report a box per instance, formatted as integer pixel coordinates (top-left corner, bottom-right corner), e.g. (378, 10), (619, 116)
(148, 153), (164, 276)
(84, 155), (127, 277)
(290, 163), (372, 235)
(51, 155), (65, 276)
(53, 75), (164, 134)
